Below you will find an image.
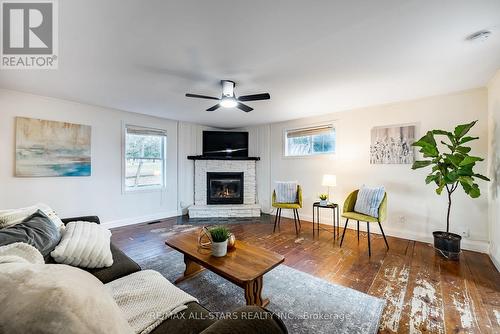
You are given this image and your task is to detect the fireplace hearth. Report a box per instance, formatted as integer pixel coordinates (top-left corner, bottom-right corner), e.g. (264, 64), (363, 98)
(207, 172), (244, 205)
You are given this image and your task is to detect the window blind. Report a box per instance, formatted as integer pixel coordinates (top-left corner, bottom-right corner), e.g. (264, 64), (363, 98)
(286, 125), (334, 138)
(126, 125), (167, 137)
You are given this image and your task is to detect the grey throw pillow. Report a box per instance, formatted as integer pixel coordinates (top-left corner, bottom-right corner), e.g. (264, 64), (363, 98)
(0, 210), (61, 259)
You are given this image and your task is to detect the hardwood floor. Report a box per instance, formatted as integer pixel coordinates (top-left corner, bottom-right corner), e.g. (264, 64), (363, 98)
(111, 215), (500, 333)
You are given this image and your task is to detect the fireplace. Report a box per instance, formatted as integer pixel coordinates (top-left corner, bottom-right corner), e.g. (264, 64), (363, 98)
(207, 172), (244, 205)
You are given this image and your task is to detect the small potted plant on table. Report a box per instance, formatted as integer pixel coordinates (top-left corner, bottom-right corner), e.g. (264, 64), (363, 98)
(319, 193), (328, 206)
(411, 120), (489, 260)
(209, 226), (231, 257)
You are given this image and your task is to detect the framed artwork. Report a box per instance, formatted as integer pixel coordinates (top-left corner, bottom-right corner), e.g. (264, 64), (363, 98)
(370, 124), (415, 164)
(15, 117), (91, 177)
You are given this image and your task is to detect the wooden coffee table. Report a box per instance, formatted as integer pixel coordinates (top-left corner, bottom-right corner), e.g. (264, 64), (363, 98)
(165, 230), (284, 307)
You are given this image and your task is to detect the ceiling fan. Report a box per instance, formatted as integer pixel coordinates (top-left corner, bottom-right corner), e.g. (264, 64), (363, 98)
(185, 80), (270, 112)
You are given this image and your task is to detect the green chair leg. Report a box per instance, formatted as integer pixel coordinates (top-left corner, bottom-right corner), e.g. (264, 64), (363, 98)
(273, 209), (279, 233)
(295, 209), (301, 229)
(378, 222), (389, 250)
(277, 209), (282, 229)
(367, 222), (371, 257)
(340, 219), (349, 247)
(357, 220), (360, 241)
(292, 209), (299, 235)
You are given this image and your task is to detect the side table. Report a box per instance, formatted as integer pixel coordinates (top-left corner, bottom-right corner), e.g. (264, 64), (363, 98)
(312, 202), (340, 240)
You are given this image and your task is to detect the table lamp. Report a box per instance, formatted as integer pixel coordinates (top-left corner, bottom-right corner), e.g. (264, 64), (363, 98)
(321, 174), (337, 204)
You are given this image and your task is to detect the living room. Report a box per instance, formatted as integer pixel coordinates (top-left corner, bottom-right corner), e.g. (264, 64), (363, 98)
(1, 1), (499, 333)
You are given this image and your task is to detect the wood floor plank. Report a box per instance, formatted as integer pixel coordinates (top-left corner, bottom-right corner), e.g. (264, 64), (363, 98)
(111, 214), (500, 333)
(368, 243), (414, 333)
(463, 251), (500, 332)
(398, 242), (446, 333)
(439, 253), (492, 333)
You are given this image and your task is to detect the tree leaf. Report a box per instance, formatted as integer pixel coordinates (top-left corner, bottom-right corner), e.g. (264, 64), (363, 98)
(468, 184), (480, 198)
(455, 146), (471, 154)
(413, 131), (439, 157)
(473, 174), (490, 181)
(445, 171), (459, 184)
(460, 179), (472, 193)
(436, 182), (445, 195)
(412, 160), (433, 169)
(413, 131), (436, 148)
(459, 156), (483, 166)
(458, 176), (474, 187)
(433, 130), (452, 136)
(454, 120), (477, 139)
(457, 164), (473, 176)
(459, 136), (479, 145)
(425, 174), (439, 184)
(444, 153), (463, 167)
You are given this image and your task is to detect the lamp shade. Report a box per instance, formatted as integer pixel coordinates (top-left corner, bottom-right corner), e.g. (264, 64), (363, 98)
(321, 174), (337, 187)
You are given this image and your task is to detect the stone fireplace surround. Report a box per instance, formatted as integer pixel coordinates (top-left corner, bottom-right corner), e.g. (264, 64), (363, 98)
(188, 157), (261, 218)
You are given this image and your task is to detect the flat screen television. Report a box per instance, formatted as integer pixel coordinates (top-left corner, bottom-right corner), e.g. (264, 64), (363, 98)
(203, 131), (249, 157)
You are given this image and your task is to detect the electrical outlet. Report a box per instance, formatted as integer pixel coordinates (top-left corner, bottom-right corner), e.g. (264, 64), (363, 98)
(460, 229), (470, 238)
(399, 216), (406, 224)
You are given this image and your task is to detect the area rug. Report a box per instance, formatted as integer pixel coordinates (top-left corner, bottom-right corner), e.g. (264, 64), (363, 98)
(138, 251), (385, 334)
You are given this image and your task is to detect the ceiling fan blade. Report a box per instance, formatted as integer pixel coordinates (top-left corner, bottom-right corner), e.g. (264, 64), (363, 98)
(237, 103), (253, 113)
(237, 93), (270, 102)
(206, 104), (221, 112)
(186, 93), (220, 100)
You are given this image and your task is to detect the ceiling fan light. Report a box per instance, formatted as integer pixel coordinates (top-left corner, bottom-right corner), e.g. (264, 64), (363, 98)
(220, 97), (237, 108)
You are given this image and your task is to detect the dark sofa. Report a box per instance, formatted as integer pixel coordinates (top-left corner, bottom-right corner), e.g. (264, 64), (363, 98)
(60, 216), (287, 334)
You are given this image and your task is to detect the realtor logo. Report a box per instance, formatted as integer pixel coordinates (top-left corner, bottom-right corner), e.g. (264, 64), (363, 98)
(1, 0), (58, 69)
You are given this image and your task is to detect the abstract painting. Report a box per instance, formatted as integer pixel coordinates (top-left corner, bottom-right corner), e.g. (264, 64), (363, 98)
(15, 117), (91, 177)
(370, 125), (415, 164)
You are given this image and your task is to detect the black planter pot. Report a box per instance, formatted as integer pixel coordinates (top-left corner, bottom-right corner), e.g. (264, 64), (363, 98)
(433, 231), (461, 260)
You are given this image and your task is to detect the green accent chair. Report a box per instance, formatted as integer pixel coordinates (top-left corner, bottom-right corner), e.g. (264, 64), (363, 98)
(272, 185), (302, 235)
(340, 189), (389, 256)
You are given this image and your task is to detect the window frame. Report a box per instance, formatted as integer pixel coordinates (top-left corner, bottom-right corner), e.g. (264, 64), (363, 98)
(122, 124), (167, 194)
(283, 122), (337, 159)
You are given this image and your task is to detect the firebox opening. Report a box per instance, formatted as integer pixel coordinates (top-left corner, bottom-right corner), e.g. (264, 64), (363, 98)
(207, 172), (244, 205)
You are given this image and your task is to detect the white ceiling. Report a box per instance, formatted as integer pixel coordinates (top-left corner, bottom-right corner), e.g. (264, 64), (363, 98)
(1, 0), (500, 128)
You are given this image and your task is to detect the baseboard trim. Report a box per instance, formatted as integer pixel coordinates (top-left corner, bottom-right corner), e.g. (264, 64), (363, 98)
(102, 210), (181, 229)
(489, 248), (500, 272)
(273, 210), (490, 253)
(380, 226), (489, 253)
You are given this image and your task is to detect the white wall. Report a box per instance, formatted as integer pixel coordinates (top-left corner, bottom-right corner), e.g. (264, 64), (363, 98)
(488, 71), (500, 269)
(176, 122), (211, 214)
(247, 125), (272, 213)
(252, 88), (490, 252)
(0, 89), (180, 227)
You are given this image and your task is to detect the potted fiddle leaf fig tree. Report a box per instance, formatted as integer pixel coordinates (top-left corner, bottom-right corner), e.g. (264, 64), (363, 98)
(411, 120), (489, 259)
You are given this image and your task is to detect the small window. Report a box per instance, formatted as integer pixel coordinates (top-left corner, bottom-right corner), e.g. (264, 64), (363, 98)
(285, 125), (336, 157)
(125, 126), (166, 191)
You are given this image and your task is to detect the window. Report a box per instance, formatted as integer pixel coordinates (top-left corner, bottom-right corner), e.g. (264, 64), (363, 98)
(124, 126), (166, 191)
(285, 125), (336, 157)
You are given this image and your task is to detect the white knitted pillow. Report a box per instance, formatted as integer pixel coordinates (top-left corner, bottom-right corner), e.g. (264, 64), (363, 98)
(51, 221), (113, 268)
